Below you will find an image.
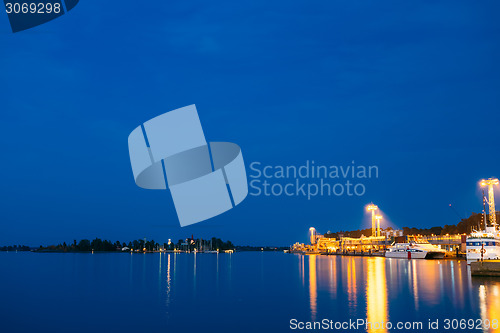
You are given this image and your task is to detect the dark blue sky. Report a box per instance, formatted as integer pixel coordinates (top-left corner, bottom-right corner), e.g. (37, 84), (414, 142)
(1, 0), (499, 246)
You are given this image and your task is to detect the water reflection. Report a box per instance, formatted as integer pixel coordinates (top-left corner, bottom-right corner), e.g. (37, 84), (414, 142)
(193, 252), (197, 295)
(346, 257), (358, 313)
(166, 254), (172, 307)
(456, 262), (465, 309)
(411, 260), (419, 310)
(478, 283), (500, 333)
(329, 257), (337, 298)
(300, 255), (305, 286)
(308, 255), (317, 320)
(7, 252), (500, 332)
(365, 258), (388, 333)
(299, 255), (500, 333)
(147, 253), (500, 333)
(158, 254), (174, 309)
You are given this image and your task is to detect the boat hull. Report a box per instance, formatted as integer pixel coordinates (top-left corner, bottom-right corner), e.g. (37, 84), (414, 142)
(466, 249), (500, 263)
(424, 251), (446, 259)
(385, 251), (444, 259)
(385, 242), (446, 259)
(466, 232), (500, 263)
(385, 251), (427, 259)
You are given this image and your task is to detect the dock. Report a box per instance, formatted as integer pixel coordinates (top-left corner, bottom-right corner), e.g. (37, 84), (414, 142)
(471, 260), (500, 277)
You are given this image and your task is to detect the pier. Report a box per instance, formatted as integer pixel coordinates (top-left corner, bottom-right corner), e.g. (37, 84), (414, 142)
(470, 260), (500, 276)
(292, 233), (464, 257)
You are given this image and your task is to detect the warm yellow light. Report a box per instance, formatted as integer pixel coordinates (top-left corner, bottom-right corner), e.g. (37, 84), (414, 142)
(375, 215), (382, 221)
(366, 204), (380, 237)
(480, 178), (499, 187)
(480, 177), (499, 227)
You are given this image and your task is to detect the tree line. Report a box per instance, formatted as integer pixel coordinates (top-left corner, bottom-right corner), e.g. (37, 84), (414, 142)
(324, 211), (500, 238)
(0, 245), (31, 251)
(171, 237), (235, 251)
(407, 211), (500, 236)
(37, 238), (161, 252)
(34, 237), (236, 252)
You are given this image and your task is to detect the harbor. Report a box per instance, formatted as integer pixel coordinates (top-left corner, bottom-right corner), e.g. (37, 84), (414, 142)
(291, 228), (464, 258)
(290, 177), (500, 276)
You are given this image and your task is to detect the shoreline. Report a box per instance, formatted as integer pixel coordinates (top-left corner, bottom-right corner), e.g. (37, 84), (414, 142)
(291, 251), (467, 260)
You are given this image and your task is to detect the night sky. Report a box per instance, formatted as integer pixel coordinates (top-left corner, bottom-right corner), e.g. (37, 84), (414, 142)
(1, 0), (499, 246)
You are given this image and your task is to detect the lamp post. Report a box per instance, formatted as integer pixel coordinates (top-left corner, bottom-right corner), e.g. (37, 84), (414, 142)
(366, 204), (379, 237)
(480, 178), (499, 229)
(375, 215), (382, 237)
(309, 227), (317, 245)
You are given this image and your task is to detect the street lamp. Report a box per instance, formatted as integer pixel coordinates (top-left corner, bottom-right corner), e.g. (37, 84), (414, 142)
(366, 204), (379, 237)
(375, 215), (382, 237)
(480, 178), (499, 229)
(309, 227), (317, 245)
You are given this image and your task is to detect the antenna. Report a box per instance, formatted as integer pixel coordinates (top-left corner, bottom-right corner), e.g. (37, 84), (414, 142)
(482, 189), (487, 231)
(480, 178), (499, 228)
(449, 203), (463, 220)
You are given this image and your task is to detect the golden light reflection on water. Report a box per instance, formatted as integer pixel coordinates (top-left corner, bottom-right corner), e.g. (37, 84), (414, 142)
(166, 254), (172, 307)
(300, 255), (305, 287)
(418, 260), (438, 306)
(456, 262), (465, 309)
(309, 255), (317, 321)
(478, 284), (500, 333)
(411, 260), (419, 311)
(299, 255), (500, 332)
(330, 257), (337, 298)
(347, 257), (357, 312)
(193, 252), (197, 294)
(366, 258), (388, 333)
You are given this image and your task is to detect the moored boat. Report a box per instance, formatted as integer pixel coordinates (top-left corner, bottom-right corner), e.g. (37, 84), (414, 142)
(385, 240), (446, 259)
(466, 227), (500, 263)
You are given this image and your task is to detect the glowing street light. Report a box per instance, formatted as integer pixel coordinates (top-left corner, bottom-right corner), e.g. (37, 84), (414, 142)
(366, 204), (379, 237)
(375, 215), (382, 237)
(480, 178), (499, 228)
(309, 227), (317, 245)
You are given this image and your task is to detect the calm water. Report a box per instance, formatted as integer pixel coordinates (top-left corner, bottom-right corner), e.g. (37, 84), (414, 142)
(0, 252), (499, 332)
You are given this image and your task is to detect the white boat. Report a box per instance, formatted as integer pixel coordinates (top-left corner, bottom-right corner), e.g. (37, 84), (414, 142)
(466, 226), (500, 263)
(385, 241), (446, 259)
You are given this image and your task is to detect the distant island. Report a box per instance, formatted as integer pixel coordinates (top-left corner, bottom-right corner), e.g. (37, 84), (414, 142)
(0, 245), (31, 252)
(0, 236), (288, 253)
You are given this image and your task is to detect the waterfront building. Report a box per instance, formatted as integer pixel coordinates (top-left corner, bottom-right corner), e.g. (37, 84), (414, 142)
(293, 228), (464, 256)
